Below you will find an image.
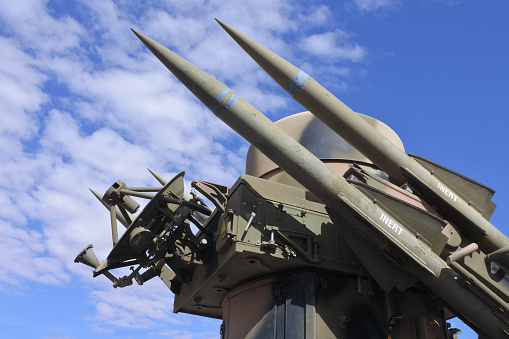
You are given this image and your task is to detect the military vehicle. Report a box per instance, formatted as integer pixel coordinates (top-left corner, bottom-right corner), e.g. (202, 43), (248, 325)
(75, 20), (509, 338)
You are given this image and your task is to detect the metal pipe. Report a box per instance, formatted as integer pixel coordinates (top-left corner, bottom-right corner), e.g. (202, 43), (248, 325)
(119, 189), (155, 200)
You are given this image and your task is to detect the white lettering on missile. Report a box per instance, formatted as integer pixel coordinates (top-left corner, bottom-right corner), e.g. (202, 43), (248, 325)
(380, 213), (403, 235)
(437, 182), (458, 202)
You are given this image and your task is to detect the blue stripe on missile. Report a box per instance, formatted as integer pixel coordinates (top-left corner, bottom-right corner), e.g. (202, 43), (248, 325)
(210, 88), (231, 111)
(218, 94), (240, 119)
(286, 71), (309, 97)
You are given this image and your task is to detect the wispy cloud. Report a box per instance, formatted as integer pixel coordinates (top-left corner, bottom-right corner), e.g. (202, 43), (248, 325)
(301, 30), (366, 62)
(88, 285), (180, 328)
(352, 0), (400, 11)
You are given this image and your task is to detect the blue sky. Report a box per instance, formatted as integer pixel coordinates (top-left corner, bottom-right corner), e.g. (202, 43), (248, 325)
(0, 0), (507, 338)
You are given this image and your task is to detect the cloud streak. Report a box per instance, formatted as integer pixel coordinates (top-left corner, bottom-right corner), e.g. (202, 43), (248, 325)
(352, 0), (400, 11)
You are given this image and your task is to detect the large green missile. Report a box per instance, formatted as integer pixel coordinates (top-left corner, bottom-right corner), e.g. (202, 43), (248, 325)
(132, 28), (508, 337)
(216, 19), (509, 259)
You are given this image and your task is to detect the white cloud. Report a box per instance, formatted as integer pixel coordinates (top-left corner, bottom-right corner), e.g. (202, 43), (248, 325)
(88, 284), (179, 328)
(0, 37), (47, 139)
(0, 0), (85, 54)
(85, 282), (222, 337)
(301, 30), (366, 62)
(0, 221), (45, 285)
(353, 0), (400, 11)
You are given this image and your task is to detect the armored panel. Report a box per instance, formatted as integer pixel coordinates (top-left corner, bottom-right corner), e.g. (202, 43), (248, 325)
(173, 174), (362, 318)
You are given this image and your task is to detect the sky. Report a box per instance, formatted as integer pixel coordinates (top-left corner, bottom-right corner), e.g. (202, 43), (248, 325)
(0, 0), (508, 338)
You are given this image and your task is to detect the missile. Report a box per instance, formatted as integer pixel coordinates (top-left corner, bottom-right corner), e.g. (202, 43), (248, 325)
(216, 19), (509, 260)
(132, 28), (508, 337)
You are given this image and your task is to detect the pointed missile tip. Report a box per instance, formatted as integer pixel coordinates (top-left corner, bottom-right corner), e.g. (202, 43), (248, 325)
(148, 168), (169, 185)
(89, 188), (103, 201)
(215, 19), (231, 32)
(129, 29), (166, 59)
(130, 28), (155, 48)
(130, 28), (147, 43)
(130, 28), (140, 39)
(215, 19), (232, 36)
(214, 20), (247, 47)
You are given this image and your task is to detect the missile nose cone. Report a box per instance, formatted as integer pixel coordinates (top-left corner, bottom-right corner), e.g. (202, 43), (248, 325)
(216, 19), (305, 96)
(131, 29), (161, 54)
(130, 28), (179, 73)
(130, 27), (141, 38)
(89, 188), (104, 202)
(131, 29), (162, 58)
(214, 18), (228, 31)
(147, 168), (169, 185)
(131, 28), (237, 119)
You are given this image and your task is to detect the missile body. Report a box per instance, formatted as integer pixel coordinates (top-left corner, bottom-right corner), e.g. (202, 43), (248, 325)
(216, 19), (509, 258)
(133, 29), (508, 337)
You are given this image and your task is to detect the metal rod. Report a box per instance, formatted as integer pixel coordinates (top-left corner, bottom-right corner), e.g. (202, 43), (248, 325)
(447, 243), (479, 264)
(109, 204), (119, 246)
(119, 189), (155, 199)
(125, 186), (163, 192)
